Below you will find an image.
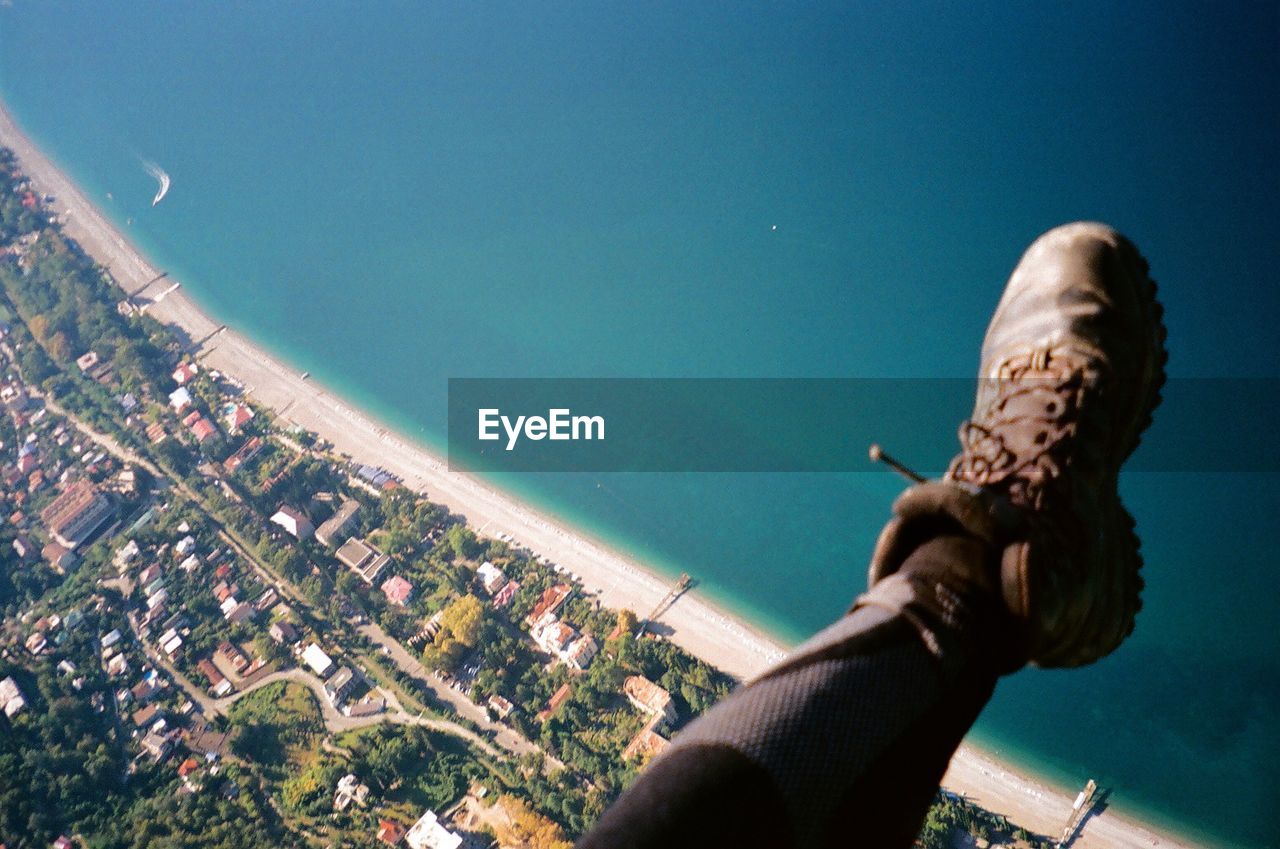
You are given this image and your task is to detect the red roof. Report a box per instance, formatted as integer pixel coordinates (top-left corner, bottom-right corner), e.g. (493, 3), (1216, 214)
(376, 819), (406, 844)
(177, 756), (201, 777)
(380, 575), (413, 605)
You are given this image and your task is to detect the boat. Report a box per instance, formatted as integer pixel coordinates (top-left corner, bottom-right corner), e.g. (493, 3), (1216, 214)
(141, 160), (171, 207)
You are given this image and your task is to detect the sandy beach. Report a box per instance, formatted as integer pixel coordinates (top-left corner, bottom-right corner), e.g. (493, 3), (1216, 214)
(0, 104), (1203, 849)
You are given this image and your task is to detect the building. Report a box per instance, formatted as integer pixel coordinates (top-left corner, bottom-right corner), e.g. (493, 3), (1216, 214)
(223, 403), (254, 433)
(315, 498), (360, 547)
(270, 505), (314, 540)
(336, 537), (391, 584)
(622, 725), (671, 763)
(172, 362), (199, 384)
(302, 643), (336, 677)
(380, 575), (414, 606)
(536, 682), (573, 722)
(0, 676), (26, 718)
(333, 773), (370, 811)
(324, 666), (356, 706)
(41, 541), (78, 571)
(492, 579), (519, 608)
(524, 583), (572, 626)
(168, 386), (193, 412)
(475, 560), (506, 594)
(623, 675), (676, 727)
(196, 658), (231, 696)
(377, 819), (407, 845)
(404, 810), (462, 849)
(140, 731), (172, 760)
(487, 694), (515, 720)
(40, 480), (113, 549)
(566, 634), (599, 670)
(532, 616), (577, 657)
(268, 621), (299, 644)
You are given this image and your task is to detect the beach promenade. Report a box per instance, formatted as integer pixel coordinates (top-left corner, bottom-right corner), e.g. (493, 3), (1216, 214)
(0, 104), (1200, 849)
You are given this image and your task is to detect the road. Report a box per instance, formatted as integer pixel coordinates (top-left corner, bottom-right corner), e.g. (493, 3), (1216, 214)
(51, 384), (545, 761)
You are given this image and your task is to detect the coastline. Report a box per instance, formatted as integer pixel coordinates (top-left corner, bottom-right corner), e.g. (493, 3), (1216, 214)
(0, 102), (1207, 849)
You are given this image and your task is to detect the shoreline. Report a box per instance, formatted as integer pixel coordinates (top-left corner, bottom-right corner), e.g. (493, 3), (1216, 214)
(0, 101), (1208, 849)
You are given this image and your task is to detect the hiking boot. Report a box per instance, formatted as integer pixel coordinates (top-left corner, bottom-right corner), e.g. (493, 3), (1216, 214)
(868, 222), (1167, 668)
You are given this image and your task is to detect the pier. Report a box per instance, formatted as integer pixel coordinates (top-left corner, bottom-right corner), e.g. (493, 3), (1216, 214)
(636, 572), (692, 637)
(1055, 778), (1098, 848)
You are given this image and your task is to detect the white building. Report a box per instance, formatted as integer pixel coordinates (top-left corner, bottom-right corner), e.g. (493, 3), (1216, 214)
(405, 809), (462, 849)
(0, 676), (26, 718)
(302, 643), (336, 677)
(475, 561), (506, 595)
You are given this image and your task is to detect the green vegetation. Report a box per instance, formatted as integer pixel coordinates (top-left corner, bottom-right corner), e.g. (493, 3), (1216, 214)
(0, 147), (1046, 847)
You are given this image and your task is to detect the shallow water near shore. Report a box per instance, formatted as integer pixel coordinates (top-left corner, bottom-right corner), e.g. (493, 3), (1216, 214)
(2, 4), (1277, 846)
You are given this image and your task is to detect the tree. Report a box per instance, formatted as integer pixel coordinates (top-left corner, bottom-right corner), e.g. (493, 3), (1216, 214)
(496, 796), (573, 849)
(439, 594), (485, 647)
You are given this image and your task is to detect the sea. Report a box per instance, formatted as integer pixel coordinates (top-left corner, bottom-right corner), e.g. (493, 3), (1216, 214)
(1, 3), (1276, 846)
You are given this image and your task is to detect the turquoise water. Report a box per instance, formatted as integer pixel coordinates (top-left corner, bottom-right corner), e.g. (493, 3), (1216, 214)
(2, 3), (1277, 845)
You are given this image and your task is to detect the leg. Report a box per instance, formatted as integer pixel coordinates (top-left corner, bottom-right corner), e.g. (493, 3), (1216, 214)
(578, 534), (1007, 849)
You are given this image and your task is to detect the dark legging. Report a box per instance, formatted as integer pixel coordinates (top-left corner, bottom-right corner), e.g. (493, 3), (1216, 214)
(578, 534), (1007, 849)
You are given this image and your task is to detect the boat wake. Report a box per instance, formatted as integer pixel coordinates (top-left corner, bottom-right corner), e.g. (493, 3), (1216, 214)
(141, 159), (170, 207)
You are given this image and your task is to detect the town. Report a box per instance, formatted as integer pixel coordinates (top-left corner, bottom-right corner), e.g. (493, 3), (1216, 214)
(0, 146), (1035, 849)
(0, 148), (737, 849)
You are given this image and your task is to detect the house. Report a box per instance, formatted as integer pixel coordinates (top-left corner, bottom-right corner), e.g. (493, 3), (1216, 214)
(622, 725), (670, 763)
(172, 362), (200, 384)
(40, 480), (113, 549)
(404, 809), (462, 849)
(333, 773), (370, 812)
(11, 535), (33, 560)
(623, 676), (677, 727)
(566, 634), (598, 670)
(492, 579), (519, 609)
(177, 756), (203, 790)
(131, 703), (164, 728)
(25, 631), (47, 655)
(188, 416), (218, 444)
(324, 666), (356, 706)
(533, 617), (577, 657)
(377, 819), (407, 845)
(525, 583), (573, 626)
(107, 654), (130, 677)
(140, 731), (172, 760)
(42, 541), (78, 571)
(475, 561), (506, 595)
(223, 403), (254, 433)
(380, 575), (414, 607)
(302, 643), (336, 677)
(315, 498), (359, 546)
(335, 537), (391, 584)
(486, 694), (515, 720)
(268, 621), (299, 644)
(0, 676), (26, 718)
(223, 601), (254, 624)
(168, 387), (193, 412)
(197, 658), (231, 695)
(536, 682), (573, 722)
(270, 505), (314, 540)
(131, 679), (159, 703)
(138, 563), (162, 587)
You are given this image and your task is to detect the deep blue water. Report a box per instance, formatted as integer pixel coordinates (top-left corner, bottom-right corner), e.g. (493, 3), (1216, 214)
(2, 3), (1277, 845)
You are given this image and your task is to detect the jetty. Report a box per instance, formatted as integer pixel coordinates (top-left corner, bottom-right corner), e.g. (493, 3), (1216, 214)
(636, 572), (692, 637)
(1055, 778), (1099, 847)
